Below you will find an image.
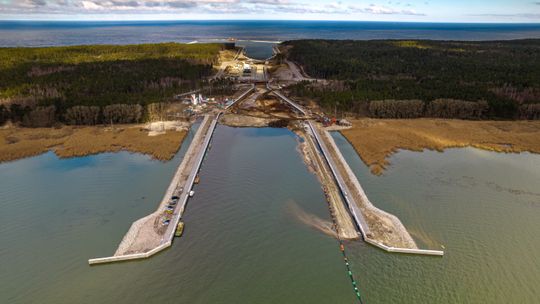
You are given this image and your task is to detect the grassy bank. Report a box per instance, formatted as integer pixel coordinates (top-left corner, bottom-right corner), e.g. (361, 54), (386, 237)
(0, 125), (186, 163)
(339, 119), (540, 175)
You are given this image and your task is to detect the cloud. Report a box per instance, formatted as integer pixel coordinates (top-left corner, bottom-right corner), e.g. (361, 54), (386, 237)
(81, 1), (102, 10)
(111, 1), (140, 7)
(470, 13), (540, 19)
(0, 0), (426, 17)
(29, 0), (48, 6)
(349, 3), (424, 15)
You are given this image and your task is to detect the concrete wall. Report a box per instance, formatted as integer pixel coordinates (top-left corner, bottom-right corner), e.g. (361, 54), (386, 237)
(89, 241), (172, 265)
(365, 239), (444, 256)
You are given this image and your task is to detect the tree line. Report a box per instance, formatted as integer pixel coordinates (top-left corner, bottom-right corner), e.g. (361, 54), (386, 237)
(1, 103), (184, 128)
(281, 39), (540, 119)
(369, 99), (489, 119)
(0, 43), (225, 126)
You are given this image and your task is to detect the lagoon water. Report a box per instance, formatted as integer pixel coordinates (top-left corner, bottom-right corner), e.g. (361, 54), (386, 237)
(332, 132), (540, 303)
(0, 126), (355, 303)
(1, 125), (539, 303)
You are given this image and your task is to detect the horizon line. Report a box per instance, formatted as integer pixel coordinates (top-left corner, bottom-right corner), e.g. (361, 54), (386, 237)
(1, 19), (540, 25)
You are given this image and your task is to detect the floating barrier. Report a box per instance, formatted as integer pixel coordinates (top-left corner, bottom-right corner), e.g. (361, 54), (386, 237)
(325, 189), (366, 303)
(338, 240), (365, 304)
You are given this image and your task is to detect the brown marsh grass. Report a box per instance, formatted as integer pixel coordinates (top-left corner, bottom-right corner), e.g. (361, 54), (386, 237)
(340, 119), (540, 175)
(0, 125), (186, 163)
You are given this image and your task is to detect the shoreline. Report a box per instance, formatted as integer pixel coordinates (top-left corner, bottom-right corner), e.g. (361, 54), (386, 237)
(0, 123), (188, 164)
(4, 118), (539, 171)
(339, 118), (540, 175)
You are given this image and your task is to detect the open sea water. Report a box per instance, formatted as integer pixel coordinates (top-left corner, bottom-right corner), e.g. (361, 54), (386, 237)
(1, 20), (540, 59)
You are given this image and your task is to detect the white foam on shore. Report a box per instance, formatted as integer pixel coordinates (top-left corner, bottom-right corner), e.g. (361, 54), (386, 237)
(248, 40), (282, 44)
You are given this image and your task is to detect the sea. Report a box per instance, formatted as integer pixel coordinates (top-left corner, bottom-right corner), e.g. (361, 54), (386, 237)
(1, 20), (540, 59)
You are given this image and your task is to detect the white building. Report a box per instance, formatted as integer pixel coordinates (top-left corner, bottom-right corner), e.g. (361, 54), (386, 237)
(243, 63), (252, 74)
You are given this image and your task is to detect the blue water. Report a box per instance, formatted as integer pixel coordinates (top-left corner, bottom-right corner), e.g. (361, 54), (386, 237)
(1, 20), (540, 49)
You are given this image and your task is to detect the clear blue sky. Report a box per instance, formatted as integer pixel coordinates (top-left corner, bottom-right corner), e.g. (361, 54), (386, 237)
(0, 0), (539, 22)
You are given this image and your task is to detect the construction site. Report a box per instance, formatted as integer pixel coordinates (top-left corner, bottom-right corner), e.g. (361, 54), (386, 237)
(89, 42), (442, 265)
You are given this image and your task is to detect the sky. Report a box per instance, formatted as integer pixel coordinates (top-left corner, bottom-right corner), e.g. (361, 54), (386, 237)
(0, 0), (539, 23)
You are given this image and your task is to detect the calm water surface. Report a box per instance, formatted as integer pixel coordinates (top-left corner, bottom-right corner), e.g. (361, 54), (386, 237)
(0, 126), (355, 304)
(1, 126), (539, 303)
(332, 132), (540, 303)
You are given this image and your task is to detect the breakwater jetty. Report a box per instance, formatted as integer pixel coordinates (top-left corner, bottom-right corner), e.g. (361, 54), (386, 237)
(89, 113), (221, 265)
(273, 89), (443, 256)
(308, 121), (443, 256)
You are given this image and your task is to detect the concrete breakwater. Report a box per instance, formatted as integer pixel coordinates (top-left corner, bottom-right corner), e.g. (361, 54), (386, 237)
(270, 88), (442, 255)
(307, 121), (443, 256)
(89, 114), (220, 265)
(295, 126), (359, 240)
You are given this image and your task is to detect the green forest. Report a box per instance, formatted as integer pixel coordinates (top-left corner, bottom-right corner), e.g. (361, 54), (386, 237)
(0, 43), (225, 126)
(282, 39), (540, 119)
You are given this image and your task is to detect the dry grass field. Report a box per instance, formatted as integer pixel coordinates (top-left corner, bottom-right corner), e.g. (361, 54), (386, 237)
(0, 125), (186, 163)
(340, 119), (540, 175)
